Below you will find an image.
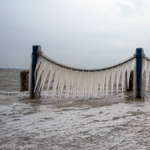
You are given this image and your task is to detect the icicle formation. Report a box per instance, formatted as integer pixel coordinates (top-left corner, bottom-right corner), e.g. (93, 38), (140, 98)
(34, 56), (135, 99)
(145, 59), (150, 91)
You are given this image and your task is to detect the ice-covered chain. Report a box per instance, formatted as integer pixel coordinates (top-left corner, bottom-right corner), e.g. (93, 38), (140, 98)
(39, 53), (135, 72)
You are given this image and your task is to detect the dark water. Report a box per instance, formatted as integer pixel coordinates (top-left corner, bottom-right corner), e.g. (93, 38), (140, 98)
(0, 69), (20, 91)
(0, 70), (150, 150)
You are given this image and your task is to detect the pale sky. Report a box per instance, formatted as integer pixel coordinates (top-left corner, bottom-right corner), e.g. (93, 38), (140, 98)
(0, 0), (150, 69)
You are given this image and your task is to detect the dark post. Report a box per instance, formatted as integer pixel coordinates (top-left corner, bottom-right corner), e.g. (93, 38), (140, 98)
(125, 70), (134, 91)
(20, 70), (29, 91)
(29, 45), (41, 98)
(129, 70), (134, 91)
(134, 48), (144, 98)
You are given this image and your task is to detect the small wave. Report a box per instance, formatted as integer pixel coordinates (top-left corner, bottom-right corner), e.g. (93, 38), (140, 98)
(0, 91), (29, 100)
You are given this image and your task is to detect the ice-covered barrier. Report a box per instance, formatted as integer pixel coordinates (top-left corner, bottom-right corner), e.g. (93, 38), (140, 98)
(29, 46), (150, 99)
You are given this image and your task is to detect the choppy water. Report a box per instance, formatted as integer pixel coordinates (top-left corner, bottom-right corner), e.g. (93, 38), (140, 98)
(0, 69), (20, 92)
(0, 69), (150, 150)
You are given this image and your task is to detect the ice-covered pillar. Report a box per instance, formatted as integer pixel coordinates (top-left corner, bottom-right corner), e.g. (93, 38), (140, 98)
(134, 48), (145, 98)
(29, 45), (42, 98)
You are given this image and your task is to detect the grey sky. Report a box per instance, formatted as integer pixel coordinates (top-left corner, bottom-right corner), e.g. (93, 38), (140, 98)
(0, 0), (150, 69)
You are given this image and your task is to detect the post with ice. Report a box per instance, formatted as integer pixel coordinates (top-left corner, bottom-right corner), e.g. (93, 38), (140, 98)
(134, 48), (145, 98)
(29, 45), (42, 98)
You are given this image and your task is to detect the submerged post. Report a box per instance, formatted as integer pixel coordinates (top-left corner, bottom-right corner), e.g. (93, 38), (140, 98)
(134, 48), (145, 98)
(29, 45), (41, 98)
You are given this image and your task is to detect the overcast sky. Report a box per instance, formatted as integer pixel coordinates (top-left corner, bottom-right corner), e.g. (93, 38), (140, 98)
(0, 0), (150, 69)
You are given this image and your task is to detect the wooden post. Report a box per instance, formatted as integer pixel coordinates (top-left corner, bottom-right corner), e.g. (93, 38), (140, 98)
(29, 45), (42, 98)
(20, 70), (29, 91)
(134, 48), (145, 98)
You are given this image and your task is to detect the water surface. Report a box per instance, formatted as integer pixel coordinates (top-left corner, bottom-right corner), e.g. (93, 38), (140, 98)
(0, 69), (150, 150)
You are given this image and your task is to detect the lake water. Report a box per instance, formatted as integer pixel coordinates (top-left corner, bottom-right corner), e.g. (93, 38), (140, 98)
(0, 69), (150, 150)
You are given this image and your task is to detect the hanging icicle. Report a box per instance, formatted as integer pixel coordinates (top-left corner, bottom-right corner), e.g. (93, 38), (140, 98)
(33, 54), (135, 99)
(111, 68), (117, 95)
(116, 66), (122, 93)
(146, 60), (150, 91)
